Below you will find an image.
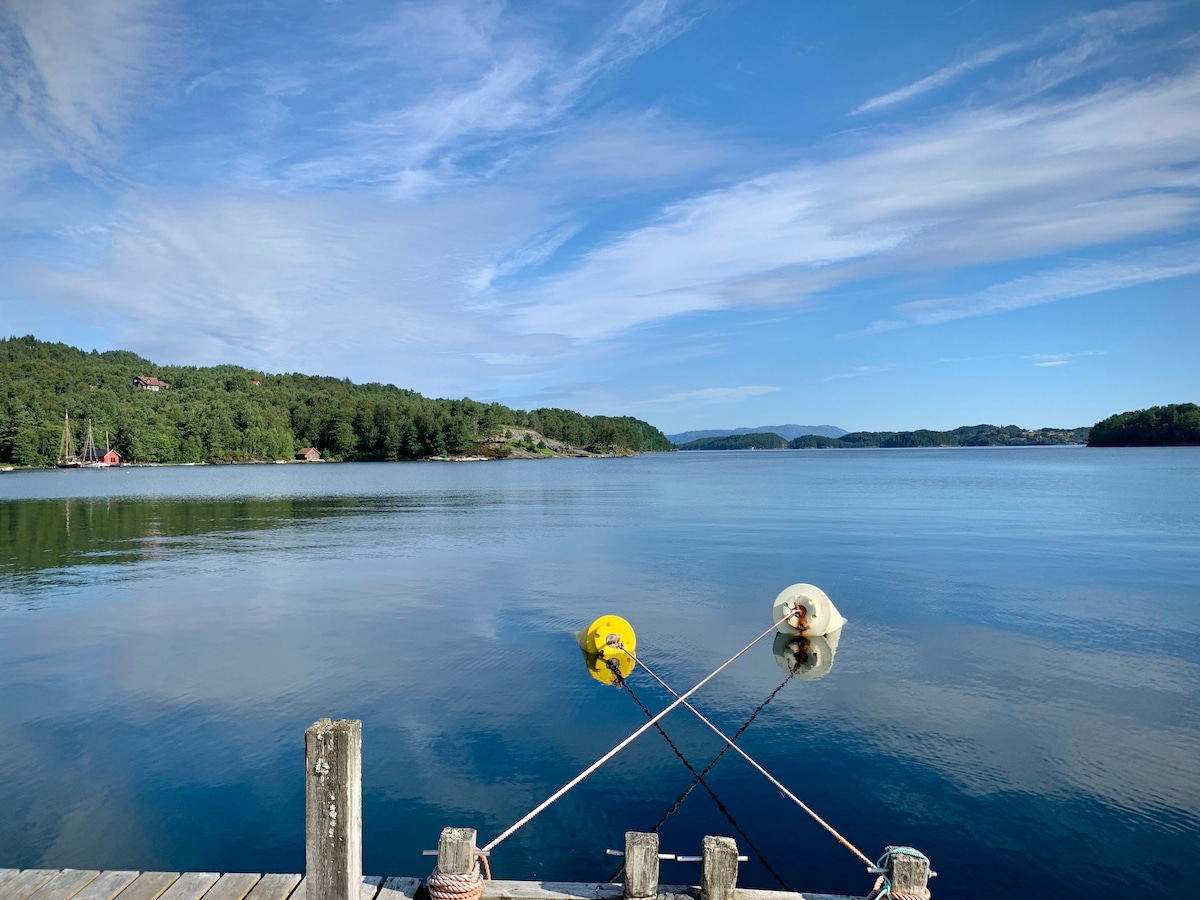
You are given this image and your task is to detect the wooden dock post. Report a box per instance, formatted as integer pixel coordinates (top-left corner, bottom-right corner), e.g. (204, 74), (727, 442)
(306, 718), (363, 900)
(622, 832), (659, 900)
(700, 836), (738, 900)
(884, 847), (930, 898)
(436, 828), (478, 876)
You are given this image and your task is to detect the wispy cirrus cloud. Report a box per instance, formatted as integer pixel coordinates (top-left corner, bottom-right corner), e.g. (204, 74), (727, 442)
(854, 0), (1169, 113)
(509, 55), (1200, 340)
(821, 365), (896, 382)
(649, 385), (780, 404)
(880, 244), (1200, 329)
(291, 0), (704, 192)
(1028, 351), (1106, 367)
(0, 0), (179, 170)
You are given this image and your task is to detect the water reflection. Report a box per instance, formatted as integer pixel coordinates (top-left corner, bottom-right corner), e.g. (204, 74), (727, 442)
(0, 493), (502, 597)
(772, 629), (842, 680)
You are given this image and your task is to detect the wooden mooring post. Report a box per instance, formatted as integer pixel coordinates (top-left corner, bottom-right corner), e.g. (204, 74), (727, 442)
(700, 836), (738, 900)
(305, 718), (363, 900)
(884, 846), (931, 898)
(622, 832), (658, 900)
(436, 828), (478, 876)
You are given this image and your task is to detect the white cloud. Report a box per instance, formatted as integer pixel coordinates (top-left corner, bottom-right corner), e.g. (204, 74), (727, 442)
(0, 0), (177, 169)
(506, 61), (1200, 340)
(854, 40), (1029, 115)
(13, 188), (561, 392)
(1028, 351), (1106, 367)
(821, 365), (896, 382)
(892, 245), (1200, 326)
(296, 0), (701, 192)
(652, 385), (780, 404)
(854, 1), (1169, 113)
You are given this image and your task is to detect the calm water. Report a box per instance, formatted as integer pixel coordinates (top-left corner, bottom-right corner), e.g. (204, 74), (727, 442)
(1, 449), (1197, 898)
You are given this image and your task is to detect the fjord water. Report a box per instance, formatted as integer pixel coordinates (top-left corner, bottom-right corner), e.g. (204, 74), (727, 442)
(1, 449), (1197, 899)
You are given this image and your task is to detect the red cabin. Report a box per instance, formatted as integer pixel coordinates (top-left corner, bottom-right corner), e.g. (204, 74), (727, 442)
(83, 448), (121, 466)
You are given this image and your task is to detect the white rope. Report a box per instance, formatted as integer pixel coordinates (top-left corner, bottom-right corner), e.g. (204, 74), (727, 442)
(619, 643), (873, 867)
(480, 618), (786, 853)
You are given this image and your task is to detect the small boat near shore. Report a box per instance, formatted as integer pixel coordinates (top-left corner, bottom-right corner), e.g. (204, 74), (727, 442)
(58, 413), (121, 468)
(57, 412), (81, 468)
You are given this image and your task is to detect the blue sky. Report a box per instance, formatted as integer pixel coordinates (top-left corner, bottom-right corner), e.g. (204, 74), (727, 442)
(2, 0), (1198, 433)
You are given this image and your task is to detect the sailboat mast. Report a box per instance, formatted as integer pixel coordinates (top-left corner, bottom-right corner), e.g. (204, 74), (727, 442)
(61, 412), (73, 458)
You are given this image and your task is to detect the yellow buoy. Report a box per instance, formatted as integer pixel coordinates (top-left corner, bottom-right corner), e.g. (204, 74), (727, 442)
(576, 615), (638, 686)
(577, 614), (637, 658)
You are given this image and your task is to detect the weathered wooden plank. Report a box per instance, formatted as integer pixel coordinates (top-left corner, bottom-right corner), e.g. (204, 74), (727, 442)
(288, 875), (379, 900)
(305, 719), (362, 900)
(241, 875), (300, 900)
(374, 878), (418, 900)
(481, 883), (626, 900)
(70, 873), (140, 900)
(0, 875), (21, 891)
(198, 874), (259, 900)
(156, 873), (219, 900)
(110, 872), (179, 900)
(25, 870), (100, 900)
(0, 870), (60, 900)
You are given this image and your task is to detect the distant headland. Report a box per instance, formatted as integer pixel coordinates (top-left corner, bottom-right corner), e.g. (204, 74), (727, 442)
(1087, 403), (1199, 446)
(677, 424), (1091, 450)
(675, 404), (1199, 450)
(0, 335), (672, 466)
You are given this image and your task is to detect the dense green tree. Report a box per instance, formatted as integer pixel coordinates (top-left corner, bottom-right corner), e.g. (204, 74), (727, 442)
(1088, 403), (1200, 446)
(0, 335), (672, 465)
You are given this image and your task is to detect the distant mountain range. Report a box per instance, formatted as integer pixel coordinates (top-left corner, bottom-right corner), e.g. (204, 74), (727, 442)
(667, 424), (847, 444)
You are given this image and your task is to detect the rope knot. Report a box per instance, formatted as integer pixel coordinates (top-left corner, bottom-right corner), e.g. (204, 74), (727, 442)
(866, 848), (931, 900)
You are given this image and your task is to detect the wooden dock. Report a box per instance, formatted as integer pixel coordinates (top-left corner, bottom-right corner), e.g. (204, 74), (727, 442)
(4, 719), (920, 900)
(0, 872), (861, 900)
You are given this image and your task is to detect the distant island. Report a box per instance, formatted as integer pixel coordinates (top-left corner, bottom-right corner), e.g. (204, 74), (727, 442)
(1087, 403), (1199, 446)
(0, 335), (672, 465)
(678, 423), (1090, 450)
(676, 432), (790, 450)
(667, 424), (846, 443)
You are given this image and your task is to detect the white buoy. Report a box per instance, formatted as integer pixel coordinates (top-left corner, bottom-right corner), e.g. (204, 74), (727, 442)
(773, 582), (846, 636)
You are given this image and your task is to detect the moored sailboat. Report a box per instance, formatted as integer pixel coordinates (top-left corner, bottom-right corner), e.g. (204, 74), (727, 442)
(57, 412), (81, 468)
(80, 420), (119, 467)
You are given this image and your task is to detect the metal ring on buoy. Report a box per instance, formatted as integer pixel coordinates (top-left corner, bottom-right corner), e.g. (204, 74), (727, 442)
(773, 583), (846, 636)
(578, 614), (637, 657)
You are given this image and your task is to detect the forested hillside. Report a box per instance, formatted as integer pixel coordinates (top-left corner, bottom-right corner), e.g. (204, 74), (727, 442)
(0, 336), (672, 465)
(788, 424), (1091, 448)
(1088, 403), (1200, 446)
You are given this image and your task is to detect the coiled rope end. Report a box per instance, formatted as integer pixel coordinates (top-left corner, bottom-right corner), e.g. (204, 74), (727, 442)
(428, 853), (490, 900)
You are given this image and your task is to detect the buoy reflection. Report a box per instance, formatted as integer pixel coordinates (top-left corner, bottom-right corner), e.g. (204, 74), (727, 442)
(580, 648), (637, 685)
(772, 628), (842, 680)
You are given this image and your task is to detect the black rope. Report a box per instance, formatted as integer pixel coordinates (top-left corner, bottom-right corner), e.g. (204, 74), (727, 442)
(650, 669), (795, 833)
(606, 671), (791, 891)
